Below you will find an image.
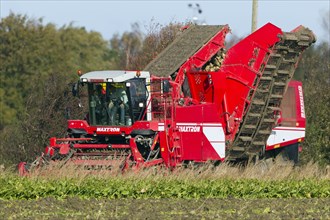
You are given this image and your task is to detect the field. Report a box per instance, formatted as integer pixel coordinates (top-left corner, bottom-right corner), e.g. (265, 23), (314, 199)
(0, 160), (329, 219)
(1, 197), (329, 219)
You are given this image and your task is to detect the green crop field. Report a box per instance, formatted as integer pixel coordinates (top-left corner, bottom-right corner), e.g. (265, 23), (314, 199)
(1, 176), (329, 200)
(0, 161), (329, 219)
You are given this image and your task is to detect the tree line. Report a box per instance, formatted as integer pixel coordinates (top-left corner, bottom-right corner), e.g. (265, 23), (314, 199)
(0, 13), (329, 166)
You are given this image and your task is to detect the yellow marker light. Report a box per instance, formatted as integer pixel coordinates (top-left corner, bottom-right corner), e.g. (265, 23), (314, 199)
(136, 71), (141, 77)
(161, 148), (164, 152)
(77, 70), (83, 76)
(274, 144), (280, 148)
(298, 138), (302, 142)
(296, 122), (299, 126)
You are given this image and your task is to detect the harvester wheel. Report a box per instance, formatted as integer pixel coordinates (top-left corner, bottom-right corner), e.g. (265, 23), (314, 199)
(254, 158), (274, 174)
(265, 144), (299, 165)
(278, 143), (299, 165)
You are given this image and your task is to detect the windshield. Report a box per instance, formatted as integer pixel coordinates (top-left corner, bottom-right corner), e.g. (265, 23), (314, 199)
(86, 79), (147, 126)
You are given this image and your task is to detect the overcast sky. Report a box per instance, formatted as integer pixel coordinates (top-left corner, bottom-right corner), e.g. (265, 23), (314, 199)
(1, 1), (329, 43)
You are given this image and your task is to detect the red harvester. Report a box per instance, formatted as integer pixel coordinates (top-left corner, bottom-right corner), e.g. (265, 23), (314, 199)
(19, 23), (315, 174)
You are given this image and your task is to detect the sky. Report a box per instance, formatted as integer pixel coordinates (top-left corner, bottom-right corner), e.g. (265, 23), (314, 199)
(1, 0), (329, 43)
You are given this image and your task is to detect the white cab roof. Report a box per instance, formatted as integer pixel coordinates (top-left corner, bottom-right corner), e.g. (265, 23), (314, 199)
(80, 70), (150, 82)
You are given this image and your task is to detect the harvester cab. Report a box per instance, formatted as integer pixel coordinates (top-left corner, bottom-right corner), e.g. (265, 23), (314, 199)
(78, 70), (151, 127)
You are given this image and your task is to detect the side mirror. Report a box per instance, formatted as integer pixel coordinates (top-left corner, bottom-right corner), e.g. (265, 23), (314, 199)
(72, 82), (80, 97)
(163, 80), (170, 93)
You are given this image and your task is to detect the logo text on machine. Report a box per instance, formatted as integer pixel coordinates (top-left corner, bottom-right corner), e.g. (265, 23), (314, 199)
(298, 86), (305, 118)
(96, 127), (120, 132)
(177, 126), (201, 132)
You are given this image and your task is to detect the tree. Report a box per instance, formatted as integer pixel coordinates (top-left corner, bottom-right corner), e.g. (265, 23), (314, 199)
(109, 23), (144, 69)
(296, 42), (330, 165)
(109, 22), (183, 70)
(293, 10), (330, 166)
(0, 13), (113, 165)
(0, 13), (58, 129)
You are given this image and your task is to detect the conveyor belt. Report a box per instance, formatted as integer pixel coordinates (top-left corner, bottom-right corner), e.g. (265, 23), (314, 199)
(229, 27), (315, 159)
(144, 25), (226, 77)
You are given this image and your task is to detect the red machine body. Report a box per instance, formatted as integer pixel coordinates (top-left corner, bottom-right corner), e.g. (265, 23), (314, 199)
(19, 23), (315, 174)
(266, 80), (306, 153)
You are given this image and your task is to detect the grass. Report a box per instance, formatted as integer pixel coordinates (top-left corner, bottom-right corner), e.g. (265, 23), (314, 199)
(10, 157), (330, 181)
(1, 157), (330, 182)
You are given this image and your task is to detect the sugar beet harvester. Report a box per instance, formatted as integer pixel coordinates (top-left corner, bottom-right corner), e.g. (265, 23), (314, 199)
(19, 23), (315, 174)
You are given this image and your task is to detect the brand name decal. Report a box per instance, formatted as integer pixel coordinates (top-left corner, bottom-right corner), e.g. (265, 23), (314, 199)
(298, 86), (305, 118)
(96, 127), (120, 132)
(177, 126), (201, 132)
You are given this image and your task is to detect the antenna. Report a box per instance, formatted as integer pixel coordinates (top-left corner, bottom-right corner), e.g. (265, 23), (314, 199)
(251, 0), (258, 32)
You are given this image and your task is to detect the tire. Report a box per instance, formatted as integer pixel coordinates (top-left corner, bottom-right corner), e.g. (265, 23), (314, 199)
(281, 143), (299, 165)
(265, 143), (299, 165)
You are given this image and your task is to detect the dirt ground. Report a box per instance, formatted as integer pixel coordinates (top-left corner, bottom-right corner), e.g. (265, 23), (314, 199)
(1, 197), (329, 219)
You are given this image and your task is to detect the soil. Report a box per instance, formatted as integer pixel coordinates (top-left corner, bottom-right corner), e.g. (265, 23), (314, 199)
(1, 198), (329, 219)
